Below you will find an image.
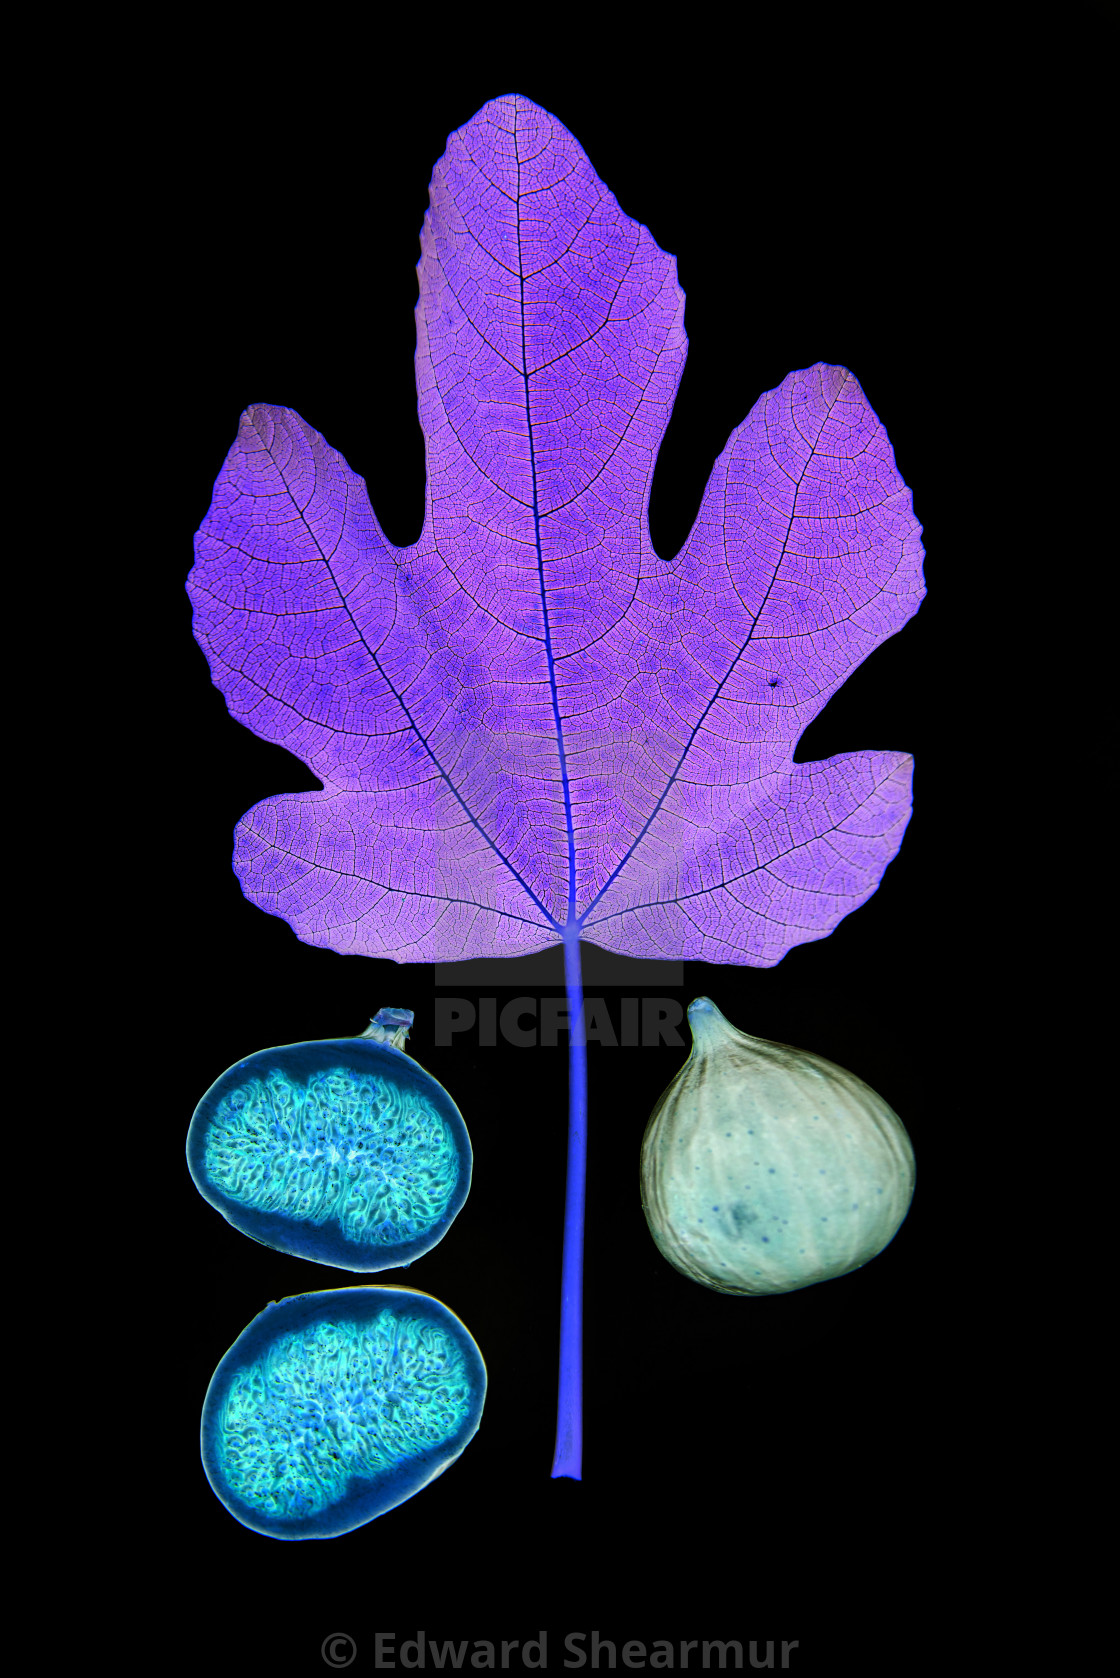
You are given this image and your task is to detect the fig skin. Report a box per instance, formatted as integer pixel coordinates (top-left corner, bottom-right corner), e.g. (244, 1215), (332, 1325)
(640, 998), (915, 1296)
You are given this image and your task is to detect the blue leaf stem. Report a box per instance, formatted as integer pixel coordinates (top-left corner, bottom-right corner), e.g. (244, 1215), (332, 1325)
(551, 927), (587, 1479)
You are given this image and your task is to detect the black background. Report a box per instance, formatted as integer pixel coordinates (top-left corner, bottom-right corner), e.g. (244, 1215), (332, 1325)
(118, 23), (1103, 1674)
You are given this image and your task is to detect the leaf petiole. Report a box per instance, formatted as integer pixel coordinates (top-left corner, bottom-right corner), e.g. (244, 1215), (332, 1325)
(551, 927), (587, 1480)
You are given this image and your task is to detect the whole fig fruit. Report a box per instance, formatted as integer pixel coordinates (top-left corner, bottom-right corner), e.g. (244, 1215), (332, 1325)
(640, 998), (915, 1295)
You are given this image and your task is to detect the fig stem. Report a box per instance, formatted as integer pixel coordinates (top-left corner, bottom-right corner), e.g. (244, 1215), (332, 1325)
(686, 995), (724, 1049)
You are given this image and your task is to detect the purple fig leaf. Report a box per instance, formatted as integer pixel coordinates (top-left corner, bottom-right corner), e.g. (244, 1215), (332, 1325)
(190, 97), (923, 970)
(188, 94), (925, 1481)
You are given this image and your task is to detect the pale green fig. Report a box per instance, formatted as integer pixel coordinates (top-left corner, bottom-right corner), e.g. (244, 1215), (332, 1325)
(640, 998), (915, 1296)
